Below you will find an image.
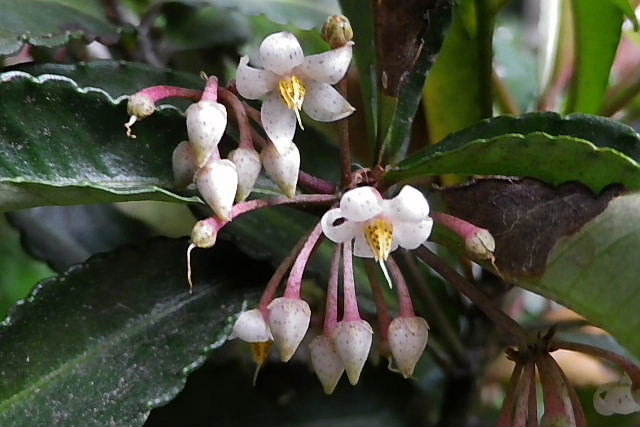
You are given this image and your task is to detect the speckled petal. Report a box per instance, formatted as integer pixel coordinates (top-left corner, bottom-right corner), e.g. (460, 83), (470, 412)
(302, 80), (355, 122)
(268, 297), (311, 362)
(172, 140), (198, 188)
(321, 208), (359, 243)
(260, 32), (304, 75)
(235, 56), (278, 100)
(387, 316), (429, 378)
(394, 219), (433, 250)
(339, 186), (383, 222)
(353, 232), (374, 258)
(229, 309), (273, 342)
(309, 335), (344, 394)
(333, 320), (373, 385)
(382, 186), (430, 222)
(261, 91), (297, 153)
(296, 42), (353, 84)
(594, 383), (640, 415)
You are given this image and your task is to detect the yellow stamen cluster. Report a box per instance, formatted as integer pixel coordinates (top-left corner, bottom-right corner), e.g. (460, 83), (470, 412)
(365, 219), (394, 262)
(278, 75), (306, 129)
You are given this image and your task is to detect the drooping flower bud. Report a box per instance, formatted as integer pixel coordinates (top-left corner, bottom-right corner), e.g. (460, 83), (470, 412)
(309, 335), (344, 394)
(333, 319), (373, 385)
(172, 140), (198, 188)
(230, 309), (273, 342)
(196, 158), (238, 221)
(228, 147), (261, 202)
(127, 93), (155, 120)
(268, 297), (311, 362)
(387, 316), (429, 378)
(186, 100), (227, 166)
(321, 15), (353, 48)
(260, 141), (300, 198)
(465, 228), (496, 260)
(191, 219), (217, 248)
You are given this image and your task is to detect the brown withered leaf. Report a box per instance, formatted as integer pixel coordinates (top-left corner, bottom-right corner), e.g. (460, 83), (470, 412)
(375, 0), (438, 96)
(441, 178), (623, 279)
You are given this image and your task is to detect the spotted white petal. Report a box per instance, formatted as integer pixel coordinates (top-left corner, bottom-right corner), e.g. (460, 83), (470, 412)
(382, 186), (430, 222)
(229, 309), (273, 342)
(353, 232), (374, 258)
(196, 159), (238, 221)
(333, 320), (373, 385)
(186, 100), (227, 166)
(387, 316), (429, 378)
(594, 383), (640, 415)
(268, 297), (311, 362)
(260, 31), (304, 76)
(339, 186), (383, 222)
(235, 56), (278, 100)
(394, 218), (433, 250)
(302, 80), (355, 122)
(261, 91), (297, 153)
(228, 147), (261, 202)
(309, 335), (344, 394)
(260, 140), (299, 198)
(296, 42), (353, 85)
(321, 208), (359, 243)
(172, 140), (198, 188)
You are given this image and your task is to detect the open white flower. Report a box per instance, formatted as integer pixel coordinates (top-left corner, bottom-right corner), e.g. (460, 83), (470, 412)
(321, 186), (433, 260)
(236, 31), (355, 153)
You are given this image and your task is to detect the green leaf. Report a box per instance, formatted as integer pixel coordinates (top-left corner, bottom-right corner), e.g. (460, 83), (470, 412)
(0, 238), (266, 425)
(423, 0), (488, 145)
(387, 112), (640, 193)
(605, 0), (639, 30)
(567, 0), (623, 114)
(379, 0), (452, 163)
(0, 70), (200, 211)
(518, 193), (640, 358)
(200, 0), (339, 30)
(340, 0), (378, 151)
(0, 0), (120, 57)
(7, 204), (152, 273)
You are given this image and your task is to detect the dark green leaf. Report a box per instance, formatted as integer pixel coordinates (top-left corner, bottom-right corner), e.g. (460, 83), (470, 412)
(605, 0), (638, 30)
(387, 112), (640, 193)
(0, 70), (199, 210)
(7, 204), (152, 273)
(0, 238), (267, 426)
(423, 0), (486, 145)
(379, 0), (452, 163)
(200, 0), (339, 30)
(567, 0), (623, 114)
(0, 0), (120, 57)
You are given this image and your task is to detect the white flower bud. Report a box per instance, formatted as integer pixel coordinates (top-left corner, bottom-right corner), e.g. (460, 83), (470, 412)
(228, 147), (261, 202)
(191, 219), (217, 248)
(387, 316), (429, 378)
(465, 229), (496, 260)
(186, 100), (227, 166)
(309, 335), (344, 394)
(172, 140), (198, 188)
(127, 93), (155, 119)
(260, 141), (299, 198)
(333, 320), (373, 385)
(594, 382), (640, 415)
(230, 309), (273, 342)
(267, 297), (311, 362)
(196, 158), (238, 222)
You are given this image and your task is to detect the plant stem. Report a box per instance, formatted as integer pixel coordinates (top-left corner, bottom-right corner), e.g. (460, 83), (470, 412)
(536, 353), (576, 426)
(337, 78), (352, 188)
(476, 0), (495, 119)
(342, 241), (361, 322)
(415, 246), (528, 344)
(284, 222), (324, 298)
(201, 76), (218, 102)
(497, 362), (523, 427)
(601, 73), (640, 116)
(364, 260), (392, 343)
(551, 340), (640, 385)
(135, 85), (202, 103)
(525, 360), (538, 427)
(386, 256), (414, 317)
(492, 67), (521, 115)
(323, 245), (342, 336)
(218, 88), (254, 149)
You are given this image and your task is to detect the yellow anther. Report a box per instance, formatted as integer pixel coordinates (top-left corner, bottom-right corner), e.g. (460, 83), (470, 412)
(278, 75), (306, 129)
(250, 341), (273, 386)
(364, 219), (394, 262)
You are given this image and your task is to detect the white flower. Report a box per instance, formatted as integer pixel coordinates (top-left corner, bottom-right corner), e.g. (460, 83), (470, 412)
(229, 309), (273, 343)
(236, 31), (355, 153)
(320, 186), (433, 260)
(594, 378), (640, 416)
